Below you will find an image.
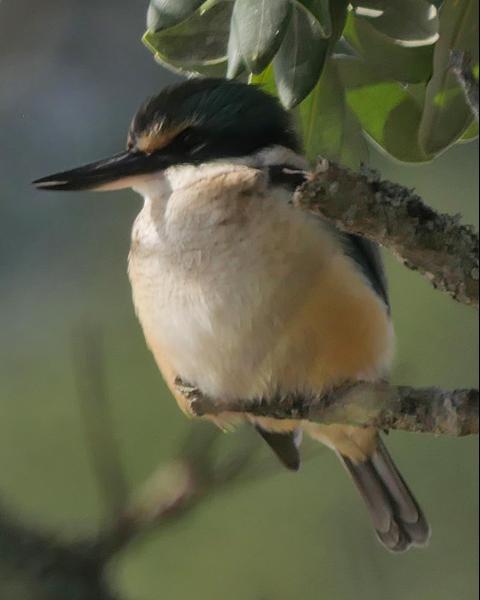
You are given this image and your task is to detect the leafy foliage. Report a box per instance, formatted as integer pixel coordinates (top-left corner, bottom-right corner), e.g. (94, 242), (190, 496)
(231, 0), (291, 75)
(143, 0), (478, 165)
(419, 0), (478, 155)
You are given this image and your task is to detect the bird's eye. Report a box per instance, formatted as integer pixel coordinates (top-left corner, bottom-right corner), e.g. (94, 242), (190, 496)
(176, 127), (197, 145)
(174, 127), (207, 155)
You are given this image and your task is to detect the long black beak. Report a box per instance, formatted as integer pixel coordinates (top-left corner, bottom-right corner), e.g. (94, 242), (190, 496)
(33, 150), (173, 191)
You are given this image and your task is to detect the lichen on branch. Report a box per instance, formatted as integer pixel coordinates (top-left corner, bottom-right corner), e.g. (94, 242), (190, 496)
(176, 378), (479, 437)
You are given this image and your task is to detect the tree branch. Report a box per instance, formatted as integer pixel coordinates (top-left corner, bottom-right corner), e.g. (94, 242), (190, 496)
(175, 379), (479, 437)
(72, 325), (129, 524)
(294, 160), (479, 308)
(100, 422), (297, 559)
(0, 335), (267, 599)
(0, 425), (266, 599)
(0, 502), (117, 600)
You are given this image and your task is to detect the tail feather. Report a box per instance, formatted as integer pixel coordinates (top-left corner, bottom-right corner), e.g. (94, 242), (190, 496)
(339, 438), (430, 552)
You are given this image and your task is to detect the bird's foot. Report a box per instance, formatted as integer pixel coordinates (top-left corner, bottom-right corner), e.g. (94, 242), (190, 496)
(174, 377), (208, 417)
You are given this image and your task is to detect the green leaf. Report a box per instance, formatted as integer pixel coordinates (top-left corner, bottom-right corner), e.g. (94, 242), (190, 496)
(226, 24), (244, 79)
(231, 0), (291, 74)
(325, 0), (349, 56)
(147, 0), (204, 32)
(273, 2), (329, 108)
(356, 0), (439, 47)
(296, 0), (332, 37)
(419, 0), (479, 156)
(350, 0), (385, 16)
(338, 56), (429, 162)
(298, 58), (368, 167)
(250, 64), (278, 97)
(344, 13), (433, 83)
(459, 120), (479, 143)
(143, 1), (233, 77)
(339, 107), (370, 169)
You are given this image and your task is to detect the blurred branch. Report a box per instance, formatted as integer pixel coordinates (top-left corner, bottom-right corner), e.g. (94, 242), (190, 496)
(0, 502), (117, 600)
(0, 423), (268, 598)
(0, 321), (284, 597)
(98, 424), (263, 557)
(72, 325), (129, 523)
(449, 50), (479, 121)
(100, 423), (323, 559)
(176, 378), (479, 437)
(70, 327), (259, 553)
(295, 160), (479, 308)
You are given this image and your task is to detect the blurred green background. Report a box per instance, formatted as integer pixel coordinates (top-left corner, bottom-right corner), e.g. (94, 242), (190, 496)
(0, 2), (478, 599)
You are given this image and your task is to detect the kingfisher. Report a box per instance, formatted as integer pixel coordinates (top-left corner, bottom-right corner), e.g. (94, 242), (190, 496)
(34, 78), (429, 551)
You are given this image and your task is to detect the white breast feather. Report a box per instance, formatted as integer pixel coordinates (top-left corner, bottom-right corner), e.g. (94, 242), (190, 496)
(128, 156), (393, 404)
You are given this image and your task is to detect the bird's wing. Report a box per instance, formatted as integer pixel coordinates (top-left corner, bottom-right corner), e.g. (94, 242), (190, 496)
(340, 233), (390, 310)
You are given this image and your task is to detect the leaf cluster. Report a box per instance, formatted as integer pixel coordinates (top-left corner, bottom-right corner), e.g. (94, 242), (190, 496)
(143, 0), (478, 165)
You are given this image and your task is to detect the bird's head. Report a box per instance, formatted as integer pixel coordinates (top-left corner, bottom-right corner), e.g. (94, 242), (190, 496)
(33, 78), (299, 192)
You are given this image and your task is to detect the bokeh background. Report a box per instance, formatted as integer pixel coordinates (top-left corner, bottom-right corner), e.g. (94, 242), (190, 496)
(0, 2), (478, 599)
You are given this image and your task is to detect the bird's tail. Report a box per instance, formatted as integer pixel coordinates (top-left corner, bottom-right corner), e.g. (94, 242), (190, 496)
(338, 437), (430, 552)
